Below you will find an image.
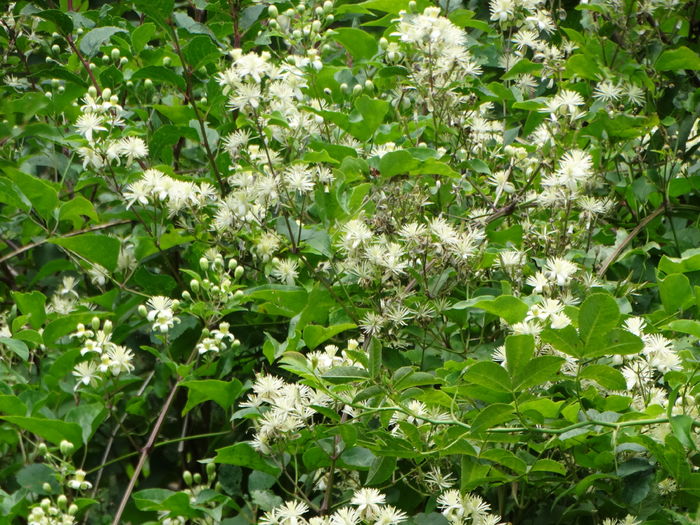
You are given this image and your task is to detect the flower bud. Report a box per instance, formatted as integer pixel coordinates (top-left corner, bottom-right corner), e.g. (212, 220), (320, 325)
(228, 258), (238, 270)
(110, 95), (119, 105)
(42, 482), (52, 493)
(234, 266), (244, 280)
(91, 317), (100, 331)
(315, 6), (323, 16)
(190, 279), (200, 292)
(364, 79), (374, 91)
(111, 48), (120, 60)
(234, 290), (244, 298)
(88, 86), (97, 97)
(326, 14), (334, 23)
(183, 470), (193, 486)
(312, 20), (322, 32)
(57, 495), (67, 509)
(268, 5), (278, 17)
(89, 62), (97, 70)
(292, 29), (302, 39)
(171, 299), (180, 309)
(60, 440), (74, 456)
(58, 85), (65, 93)
(38, 443), (48, 455)
(200, 96), (208, 105)
(206, 462), (216, 478)
(51, 44), (60, 54)
(323, 0), (333, 12)
(144, 78), (153, 88)
(379, 37), (388, 50)
(68, 504), (78, 515)
(77, 27), (84, 35)
(102, 87), (112, 100)
(296, 3), (305, 13)
(409, 0), (417, 12)
(102, 55), (110, 64)
(352, 84), (362, 96)
(45, 91), (52, 98)
(103, 320), (113, 334)
(193, 473), (202, 484)
(215, 481), (223, 492)
(199, 257), (209, 271)
(163, 56), (171, 66)
(51, 78), (60, 88)
(181, 290), (191, 301)
(138, 304), (148, 317)
(120, 57), (128, 66)
(41, 498), (51, 511)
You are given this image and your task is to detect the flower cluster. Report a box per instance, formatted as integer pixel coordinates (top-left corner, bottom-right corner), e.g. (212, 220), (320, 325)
(124, 168), (217, 216)
(437, 490), (506, 525)
(71, 319), (135, 390)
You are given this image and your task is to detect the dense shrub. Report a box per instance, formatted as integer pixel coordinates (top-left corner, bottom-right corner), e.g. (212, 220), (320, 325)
(0, 0), (699, 524)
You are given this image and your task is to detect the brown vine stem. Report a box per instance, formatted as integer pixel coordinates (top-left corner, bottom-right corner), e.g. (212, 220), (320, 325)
(111, 378), (181, 525)
(596, 203), (666, 278)
(0, 219), (133, 265)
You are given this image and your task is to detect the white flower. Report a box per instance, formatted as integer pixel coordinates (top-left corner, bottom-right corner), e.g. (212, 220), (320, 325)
(276, 500), (308, 525)
(593, 80), (623, 103)
(271, 258), (299, 285)
(374, 505), (407, 525)
(146, 296), (179, 333)
(75, 113), (107, 143)
(350, 488), (385, 519)
(543, 257), (577, 286)
(105, 345), (135, 375)
(72, 361), (100, 390)
(284, 164), (315, 193)
(115, 136), (148, 165)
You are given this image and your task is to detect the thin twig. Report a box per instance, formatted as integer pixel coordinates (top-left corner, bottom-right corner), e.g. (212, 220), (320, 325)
(597, 204), (666, 278)
(0, 219), (133, 265)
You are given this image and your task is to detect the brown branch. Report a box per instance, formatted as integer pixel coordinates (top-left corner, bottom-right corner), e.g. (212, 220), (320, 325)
(0, 219), (133, 265)
(597, 204), (666, 278)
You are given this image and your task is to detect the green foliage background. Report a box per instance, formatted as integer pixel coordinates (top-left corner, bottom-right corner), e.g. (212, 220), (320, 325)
(0, 0), (700, 524)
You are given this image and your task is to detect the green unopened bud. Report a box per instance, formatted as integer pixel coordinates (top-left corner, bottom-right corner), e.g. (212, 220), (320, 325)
(126, 80), (133, 87)
(163, 56), (171, 66)
(200, 96), (207, 105)
(268, 5), (278, 17)
(57, 495), (67, 509)
(234, 290), (244, 298)
(199, 257), (209, 271)
(111, 48), (120, 60)
(91, 317), (100, 331)
(193, 473), (202, 484)
(296, 3), (305, 13)
(42, 482), (52, 493)
(323, 0), (333, 12)
(38, 443), (48, 455)
(408, 0), (417, 12)
(379, 37), (389, 49)
(138, 304), (148, 317)
(215, 481), (223, 492)
(88, 86), (97, 97)
(76, 27), (84, 35)
(315, 6), (323, 16)
(292, 29), (302, 39)
(102, 87), (112, 100)
(110, 95), (119, 105)
(234, 266), (244, 280)
(51, 78), (60, 88)
(232, 338), (241, 348)
(144, 78), (153, 88)
(68, 504), (78, 515)
(228, 258), (238, 271)
(171, 299), (180, 309)
(51, 44), (60, 54)
(312, 20), (322, 32)
(120, 56), (128, 66)
(58, 85), (65, 93)
(269, 19), (279, 29)
(352, 84), (362, 95)
(60, 440), (74, 456)
(190, 279), (200, 292)
(183, 470), (193, 486)
(102, 55), (110, 64)
(89, 62), (97, 70)
(211, 285), (220, 294)
(340, 82), (349, 93)
(103, 320), (113, 334)
(206, 462), (216, 478)
(41, 498), (51, 511)
(45, 91), (53, 98)
(364, 79), (374, 91)
(326, 14), (334, 23)
(181, 290), (191, 301)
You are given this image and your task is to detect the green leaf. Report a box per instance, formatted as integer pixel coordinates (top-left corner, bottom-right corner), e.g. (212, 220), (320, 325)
(131, 22), (156, 53)
(578, 294), (619, 348)
(659, 273), (694, 313)
(666, 319), (700, 338)
(214, 443), (281, 476)
(11, 291), (47, 329)
(340, 447), (375, 469)
(365, 455), (396, 486)
(505, 334), (534, 379)
(0, 416), (83, 447)
(351, 95), (390, 141)
(0, 395), (27, 416)
(480, 448), (527, 474)
(6, 169), (59, 221)
(303, 323), (356, 350)
(132, 66), (186, 89)
(0, 337), (29, 361)
(514, 356), (564, 390)
(530, 459), (566, 476)
(540, 326), (581, 358)
(65, 403), (107, 444)
(181, 379), (243, 415)
(580, 364), (626, 390)
(59, 195), (98, 228)
(585, 329), (644, 358)
(670, 415), (696, 450)
(183, 35), (220, 70)
(379, 150), (420, 178)
(333, 28), (378, 62)
(464, 361), (512, 392)
(471, 295), (529, 324)
(79, 26), (127, 56)
(321, 366), (370, 384)
(502, 59), (543, 80)
(16, 464), (61, 495)
(133, 0), (174, 25)
(471, 403), (514, 434)
(656, 46), (700, 71)
(0, 178), (31, 211)
(369, 337), (382, 379)
(37, 10), (73, 33)
(50, 234), (120, 272)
